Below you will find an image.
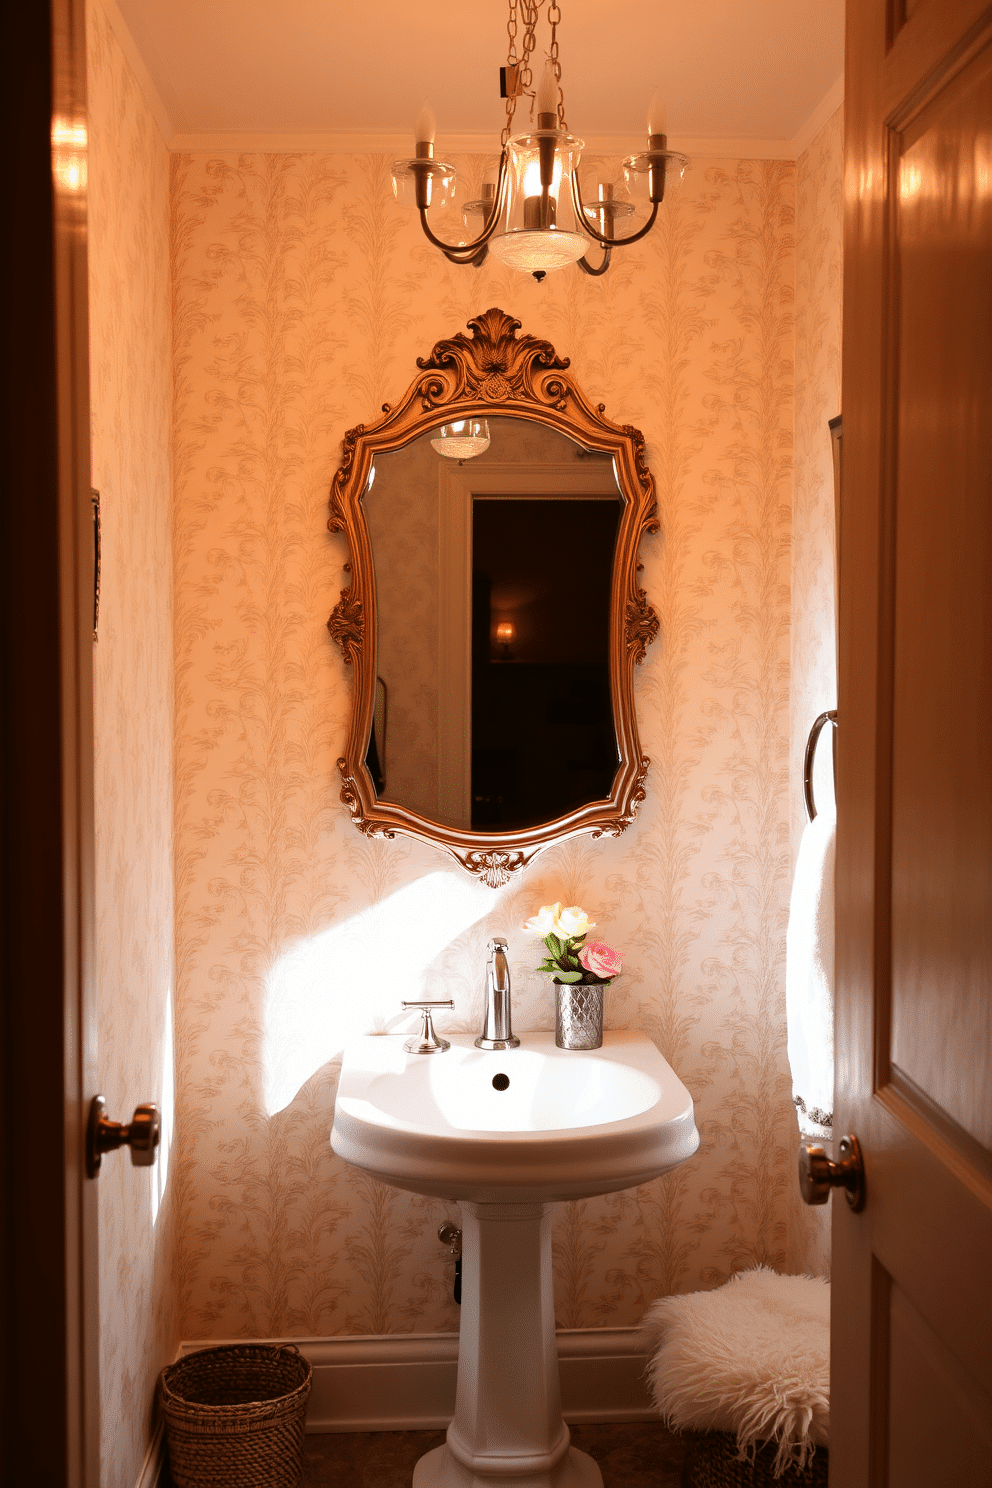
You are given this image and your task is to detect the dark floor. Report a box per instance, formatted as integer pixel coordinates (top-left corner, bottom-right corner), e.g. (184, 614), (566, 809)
(302, 1421), (687, 1487)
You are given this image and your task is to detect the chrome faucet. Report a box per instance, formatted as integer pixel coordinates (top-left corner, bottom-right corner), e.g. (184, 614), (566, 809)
(475, 937), (520, 1050)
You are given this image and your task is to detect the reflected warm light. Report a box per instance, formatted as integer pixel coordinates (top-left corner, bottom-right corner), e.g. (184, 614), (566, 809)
(977, 140), (992, 202)
(151, 985), (174, 1227)
(52, 115), (87, 194)
(263, 871), (497, 1116)
(900, 161), (924, 203)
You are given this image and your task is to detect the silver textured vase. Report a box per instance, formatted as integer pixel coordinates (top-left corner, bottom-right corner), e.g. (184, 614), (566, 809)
(555, 981), (606, 1050)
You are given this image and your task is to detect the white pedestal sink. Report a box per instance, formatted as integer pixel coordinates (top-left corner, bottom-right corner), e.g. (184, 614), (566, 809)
(331, 1031), (699, 1488)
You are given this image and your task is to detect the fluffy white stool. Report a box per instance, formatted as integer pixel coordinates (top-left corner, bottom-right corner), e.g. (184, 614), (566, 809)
(641, 1267), (829, 1485)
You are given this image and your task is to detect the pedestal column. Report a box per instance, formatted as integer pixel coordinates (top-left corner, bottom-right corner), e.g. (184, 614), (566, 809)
(413, 1201), (602, 1488)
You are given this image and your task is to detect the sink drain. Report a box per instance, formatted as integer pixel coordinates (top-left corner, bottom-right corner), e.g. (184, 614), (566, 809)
(492, 1073), (510, 1091)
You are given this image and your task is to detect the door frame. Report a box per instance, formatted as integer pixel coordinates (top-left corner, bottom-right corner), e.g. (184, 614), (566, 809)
(0, 0), (99, 1483)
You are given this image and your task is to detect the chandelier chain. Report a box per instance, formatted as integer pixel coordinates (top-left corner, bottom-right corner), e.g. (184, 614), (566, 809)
(502, 0), (566, 145)
(547, 0), (567, 128)
(519, 0), (539, 96)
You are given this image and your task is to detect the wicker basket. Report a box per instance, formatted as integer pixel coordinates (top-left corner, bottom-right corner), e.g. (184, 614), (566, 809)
(160, 1344), (312, 1488)
(681, 1432), (828, 1488)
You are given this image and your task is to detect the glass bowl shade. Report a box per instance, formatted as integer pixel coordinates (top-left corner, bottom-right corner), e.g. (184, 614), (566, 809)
(621, 148), (688, 201)
(462, 165), (501, 228)
(391, 158), (457, 210)
(489, 131), (587, 272)
(430, 420), (491, 460)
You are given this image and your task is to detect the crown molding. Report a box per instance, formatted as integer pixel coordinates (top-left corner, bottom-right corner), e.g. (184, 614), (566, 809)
(97, 0), (176, 147)
(93, 3), (843, 167)
(168, 128), (804, 160)
(790, 74), (844, 157)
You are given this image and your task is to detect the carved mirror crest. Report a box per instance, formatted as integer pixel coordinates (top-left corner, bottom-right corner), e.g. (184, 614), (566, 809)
(327, 308), (659, 887)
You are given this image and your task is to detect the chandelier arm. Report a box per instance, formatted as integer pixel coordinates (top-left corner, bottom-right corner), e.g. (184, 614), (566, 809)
(418, 209), (499, 259)
(435, 241), (490, 268)
(572, 175), (660, 247)
(416, 151), (509, 260)
(577, 246), (611, 277)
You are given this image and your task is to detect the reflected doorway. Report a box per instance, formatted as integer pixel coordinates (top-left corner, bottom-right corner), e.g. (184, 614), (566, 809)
(471, 497), (621, 829)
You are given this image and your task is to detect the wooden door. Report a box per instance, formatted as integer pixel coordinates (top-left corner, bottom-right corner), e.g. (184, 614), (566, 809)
(0, 0), (100, 1484)
(834, 0), (992, 1483)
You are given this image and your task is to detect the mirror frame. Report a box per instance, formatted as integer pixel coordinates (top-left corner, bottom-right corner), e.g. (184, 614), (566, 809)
(327, 308), (659, 887)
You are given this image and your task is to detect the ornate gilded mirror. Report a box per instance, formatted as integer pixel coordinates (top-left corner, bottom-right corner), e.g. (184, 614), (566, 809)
(327, 309), (659, 886)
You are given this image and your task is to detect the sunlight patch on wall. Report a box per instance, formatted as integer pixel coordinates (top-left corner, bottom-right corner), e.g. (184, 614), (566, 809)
(151, 985), (174, 1227)
(263, 871), (496, 1115)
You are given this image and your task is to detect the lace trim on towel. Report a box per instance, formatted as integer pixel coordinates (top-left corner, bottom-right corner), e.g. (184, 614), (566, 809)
(794, 1094), (833, 1130)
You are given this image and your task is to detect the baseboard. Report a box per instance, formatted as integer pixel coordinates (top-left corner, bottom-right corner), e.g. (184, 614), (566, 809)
(178, 1328), (656, 1432)
(134, 1421), (166, 1488)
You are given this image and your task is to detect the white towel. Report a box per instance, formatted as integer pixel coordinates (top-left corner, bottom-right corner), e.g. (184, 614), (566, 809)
(786, 808), (835, 1140)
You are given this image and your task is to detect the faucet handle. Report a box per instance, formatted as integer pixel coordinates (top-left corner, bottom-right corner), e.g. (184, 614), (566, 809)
(401, 999), (453, 1055)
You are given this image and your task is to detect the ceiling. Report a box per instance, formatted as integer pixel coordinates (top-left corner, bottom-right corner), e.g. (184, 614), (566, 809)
(111, 0), (844, 156)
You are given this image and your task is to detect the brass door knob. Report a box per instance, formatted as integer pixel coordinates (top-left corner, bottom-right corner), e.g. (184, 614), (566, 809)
(86, 1095), (160, 1178)
(798, 1133), (866, 1212)
(438, 1222), (463, 1257)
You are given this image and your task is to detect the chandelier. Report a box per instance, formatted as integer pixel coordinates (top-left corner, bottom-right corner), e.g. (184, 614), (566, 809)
(390, 0), (687, 280)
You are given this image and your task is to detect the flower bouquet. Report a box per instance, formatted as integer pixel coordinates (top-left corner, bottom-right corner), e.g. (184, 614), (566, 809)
(523, 902), (622, 1049)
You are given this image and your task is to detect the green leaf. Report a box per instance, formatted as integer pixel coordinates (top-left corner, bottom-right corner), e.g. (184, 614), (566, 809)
(546, 933), (564, 959)
(556, 970), (583, 983)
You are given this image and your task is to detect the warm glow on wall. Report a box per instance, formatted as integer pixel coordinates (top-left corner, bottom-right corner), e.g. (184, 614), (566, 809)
(151, 988), (174, 1228)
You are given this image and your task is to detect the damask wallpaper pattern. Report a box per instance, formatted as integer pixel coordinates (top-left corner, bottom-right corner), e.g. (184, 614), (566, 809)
(87, 4), (177, 1486)
(793, 109), (843, 856)
(786, 106), (844, 1276)
(170, 145), (828, 1342)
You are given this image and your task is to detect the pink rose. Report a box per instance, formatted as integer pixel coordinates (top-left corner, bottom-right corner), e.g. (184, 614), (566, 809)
(578, 941), (622, 981)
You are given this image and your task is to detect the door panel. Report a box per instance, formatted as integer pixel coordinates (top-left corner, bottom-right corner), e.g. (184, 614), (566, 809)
(835, 0), (992, 1483)
(889, 41), (992, 1152)
(888, 1283), (992, 1486)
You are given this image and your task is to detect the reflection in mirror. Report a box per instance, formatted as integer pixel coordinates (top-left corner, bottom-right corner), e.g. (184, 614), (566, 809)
(363, 418), (622, 832)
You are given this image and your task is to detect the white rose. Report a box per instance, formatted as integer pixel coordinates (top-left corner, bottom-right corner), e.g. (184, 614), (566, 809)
(556, 905), (595, 938)
(523, 902), (563, 936)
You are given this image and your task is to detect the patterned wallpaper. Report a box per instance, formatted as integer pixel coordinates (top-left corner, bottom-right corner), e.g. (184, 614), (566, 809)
(171, 144), (831, 1342)
(87, 3), (177, 1486)
(787, 107), (844, 1275)
(792, 109), (843, 857)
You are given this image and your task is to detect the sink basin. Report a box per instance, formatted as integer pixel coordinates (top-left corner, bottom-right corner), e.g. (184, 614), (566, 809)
(331, 1030), (699, 1488)
(331, 1029), (699, 1203)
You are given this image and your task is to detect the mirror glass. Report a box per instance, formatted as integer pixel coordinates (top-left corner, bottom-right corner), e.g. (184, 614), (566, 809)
(363, 417), (623, 832)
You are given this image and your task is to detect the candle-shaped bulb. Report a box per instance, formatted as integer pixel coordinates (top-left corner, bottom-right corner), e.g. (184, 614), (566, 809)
(536, 60), (558, 119)
(647, 88), (667, 138)
(415, 102), (436, 145)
